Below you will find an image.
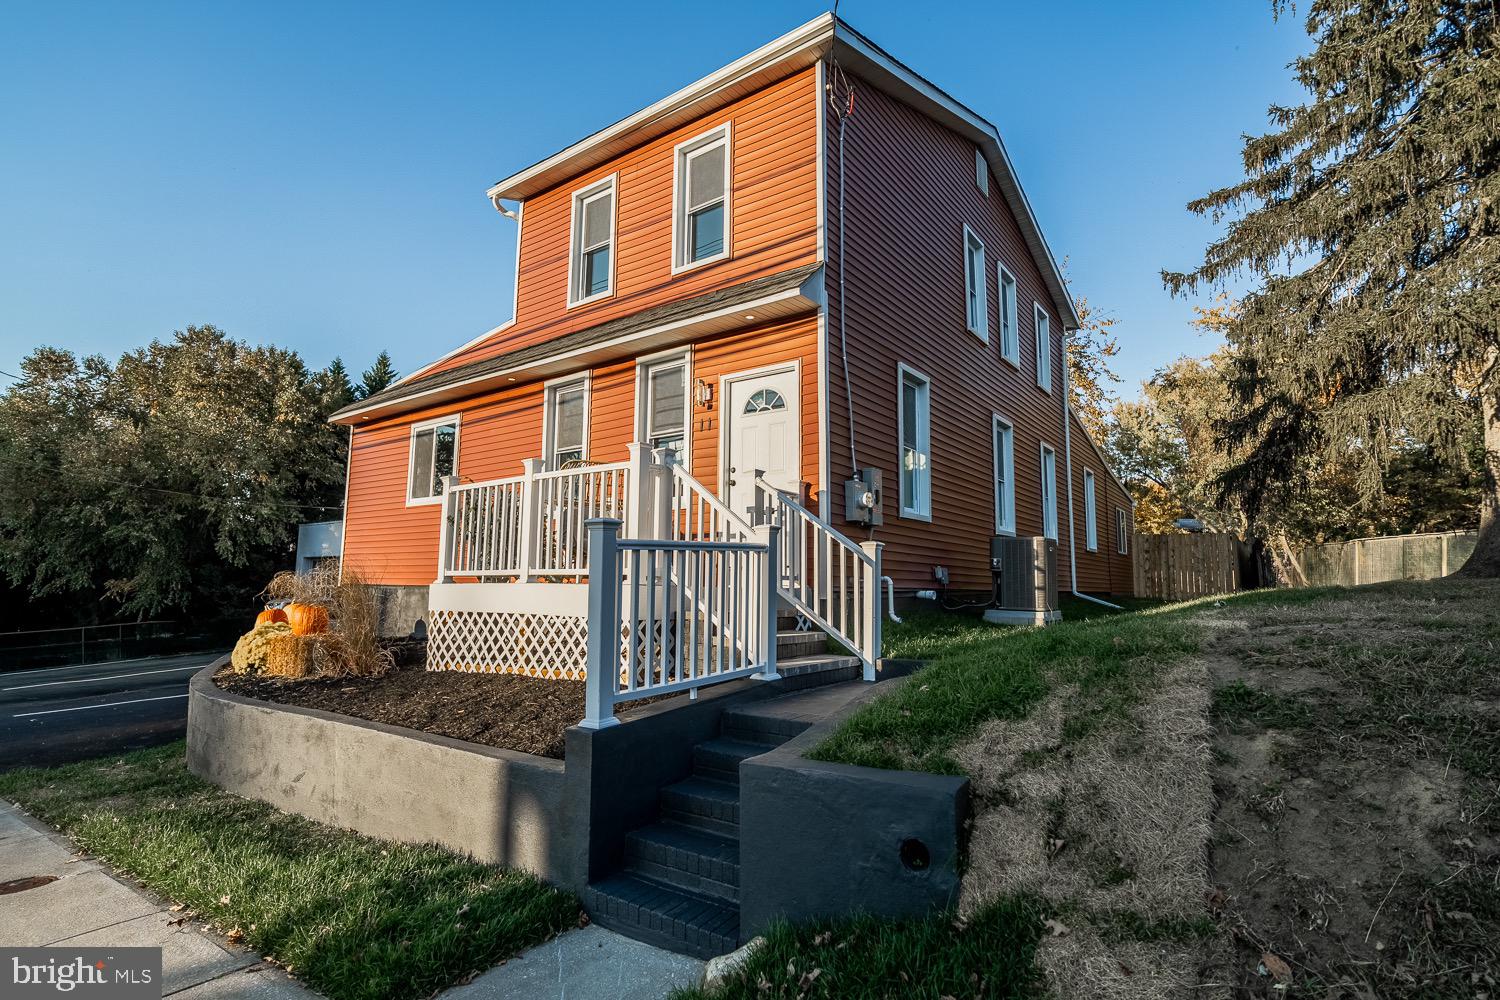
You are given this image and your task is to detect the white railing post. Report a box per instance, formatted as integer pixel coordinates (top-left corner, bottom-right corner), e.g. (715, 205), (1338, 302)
(516, 459), (543, 582)
(580, 518), (623, 730)
(755, 523), (781, 681)
(651, 447), (677, 541)
(625, 443), (651, 541)
(434, 475), (460, 584)
(859, 540), (884, 682)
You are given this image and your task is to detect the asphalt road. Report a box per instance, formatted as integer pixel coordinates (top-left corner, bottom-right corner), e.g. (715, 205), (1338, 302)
(0, 651), (223, 771)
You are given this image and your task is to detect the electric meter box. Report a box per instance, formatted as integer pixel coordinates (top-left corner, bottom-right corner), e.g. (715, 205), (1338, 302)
(843, 467), (884, 526)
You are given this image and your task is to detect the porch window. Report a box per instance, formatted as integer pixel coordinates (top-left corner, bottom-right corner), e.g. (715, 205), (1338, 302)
(993, 415), (1015, 534)
(1035, 304), (1052, 392)
(545, 378), (589, 467)
(674, 125), (730, 270)
(568, 176), (616, 306)
(1040, 443), (1058, 540)
(641, 357), (687, 456)
(898, 364), (931, 519)
(963, 225), (988, 341)
(998, 265), (1019, 365)
(408, 415), (459, 504)
(1117, 508), (1130, 554)
(1084, 468), (1098, 551)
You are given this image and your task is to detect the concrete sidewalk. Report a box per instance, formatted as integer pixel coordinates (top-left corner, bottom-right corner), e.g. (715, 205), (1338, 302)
(0, 802), (314, 999)
(2, 800), (706, 999)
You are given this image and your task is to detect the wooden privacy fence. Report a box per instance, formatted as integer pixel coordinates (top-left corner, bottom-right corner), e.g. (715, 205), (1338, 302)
(1278, 529), (1477, 588)
(1133, 532), (1241, 600)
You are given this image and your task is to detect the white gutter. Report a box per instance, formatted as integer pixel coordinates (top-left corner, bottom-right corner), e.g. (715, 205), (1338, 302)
(1061, 329), (1121, 612)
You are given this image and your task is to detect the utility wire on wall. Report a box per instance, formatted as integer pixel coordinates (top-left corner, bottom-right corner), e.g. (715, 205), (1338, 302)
(828, 58), (861, 478)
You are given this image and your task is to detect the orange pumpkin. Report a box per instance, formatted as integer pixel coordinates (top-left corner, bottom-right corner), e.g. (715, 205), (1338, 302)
(284, 602), (329, 636)
(255, 607), (288, 628)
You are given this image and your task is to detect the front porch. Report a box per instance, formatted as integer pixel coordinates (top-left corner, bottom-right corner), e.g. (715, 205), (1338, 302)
(424, 443), (886, 721)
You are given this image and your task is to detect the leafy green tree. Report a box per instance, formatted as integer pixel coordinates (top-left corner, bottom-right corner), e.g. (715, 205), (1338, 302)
(356, 352), (399, 401)
(1164, 0), (1500, 575)
(1065, 292), (1122, 444)
(0, 326), (349, 620)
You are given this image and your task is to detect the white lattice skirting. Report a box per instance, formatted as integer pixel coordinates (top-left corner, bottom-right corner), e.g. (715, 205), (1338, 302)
(427, 609), (589, 680)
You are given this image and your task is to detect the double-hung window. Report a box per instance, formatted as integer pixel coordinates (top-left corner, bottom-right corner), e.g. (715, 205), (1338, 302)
(1034, 304), (1052, 392)
(568, 176), (616, 306)
(963, 226), (988, 341)
(1040, 443), (1058, 540)
(674, 125), (730, 270)
(640, 356), (688, 456)
(544, 378), (589, 467)
(1117, 508), (1130, 554)
(1083, 468), (1098, 551)
(998, 265), (1019, 365)
(992, 415), (1015, 534)
(408, 415), (459, 504)
(898, 364), (931, 519)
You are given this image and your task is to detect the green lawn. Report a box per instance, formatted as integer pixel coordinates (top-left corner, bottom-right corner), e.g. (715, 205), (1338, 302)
(0, 743), (580, 1000)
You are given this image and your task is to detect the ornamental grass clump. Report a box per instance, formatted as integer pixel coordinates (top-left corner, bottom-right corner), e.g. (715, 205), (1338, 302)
(239, 566), (391, 680)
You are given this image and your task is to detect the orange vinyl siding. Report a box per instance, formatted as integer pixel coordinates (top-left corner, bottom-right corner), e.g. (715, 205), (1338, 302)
(825, 75), (1081, 594)
(1068, 410), (1135, 596)
(423, 68), (820, 378)
(342, 314), (820, 585)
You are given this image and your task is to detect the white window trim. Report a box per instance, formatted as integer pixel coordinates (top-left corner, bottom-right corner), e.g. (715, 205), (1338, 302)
(963, 225), (989, 343)
(541, 374), (592, 468)
(975, 147), (989, 196)
(671, 122), (733, 275)
(1117, 508), (1130, 555)
(1083, 468), (1098, 551)
(1040, 442), (1058, 540)
(992, 413), (1016, 536)
(405, 413), (462, 507)
(1034, 302), (1052, 393)
(897, 362), (932, 521)
(634, 348), (692, 460)
(566, 174), (618, 308)
(998, 264), (1019, 367)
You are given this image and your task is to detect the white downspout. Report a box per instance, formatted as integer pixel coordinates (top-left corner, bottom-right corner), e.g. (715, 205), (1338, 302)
(1061, 328), (1121, 612)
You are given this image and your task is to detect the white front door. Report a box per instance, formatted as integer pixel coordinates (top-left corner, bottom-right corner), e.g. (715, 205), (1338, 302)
(723, 366), (800, 519)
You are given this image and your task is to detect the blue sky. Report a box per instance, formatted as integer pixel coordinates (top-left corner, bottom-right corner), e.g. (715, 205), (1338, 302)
(0, 1), (1309, 396)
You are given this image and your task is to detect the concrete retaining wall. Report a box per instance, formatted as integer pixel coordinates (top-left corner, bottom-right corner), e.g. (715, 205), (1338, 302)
(186, 663), (578, 884)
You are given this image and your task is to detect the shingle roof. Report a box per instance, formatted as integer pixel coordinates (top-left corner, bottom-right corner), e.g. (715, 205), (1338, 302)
(331, 263), (822, 422)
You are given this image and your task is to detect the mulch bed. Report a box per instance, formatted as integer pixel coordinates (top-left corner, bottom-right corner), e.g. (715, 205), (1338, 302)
(215, 662), (657, 759)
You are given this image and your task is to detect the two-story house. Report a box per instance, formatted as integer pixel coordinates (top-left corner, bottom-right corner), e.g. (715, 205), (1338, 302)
(330, 13), (1134, 680)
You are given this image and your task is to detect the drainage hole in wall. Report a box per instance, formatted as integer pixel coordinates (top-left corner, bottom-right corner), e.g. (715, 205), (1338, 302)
(899, 838), (930, 871)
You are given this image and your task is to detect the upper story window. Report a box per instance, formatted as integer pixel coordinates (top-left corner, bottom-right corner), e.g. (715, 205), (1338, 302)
(1083, 468), (1098, 551)
(544, 377), (589, 466)
(674, 125), (731, 271)
(963, 226), (988, 341)
(1117, 508), (1130, 554)
(1040, 443), (1058, 540)
(898, 363), (932, 520)
(1034, 303), (1052, 392)
(408, 415), (459, 505)
(568, 176), (616, 306)
(993, 415), (1015, 535)
(640, 355), (688, 456)
(998, 265), (1019, 365)
(975, 148), (989, 196)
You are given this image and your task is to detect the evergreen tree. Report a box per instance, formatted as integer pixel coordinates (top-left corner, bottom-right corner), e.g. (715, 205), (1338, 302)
(1164, 0), (1500, 575)
(356, 352), (399, 401)
(323, 356), (355, 409)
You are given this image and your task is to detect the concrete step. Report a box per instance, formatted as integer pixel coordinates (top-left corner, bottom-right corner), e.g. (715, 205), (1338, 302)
(775, 629), (827, 660)
(659, 776), (740, 837)
(691, 737), (776, 785)
(583, 872), (739, 960)
(625, 822), (740, 901)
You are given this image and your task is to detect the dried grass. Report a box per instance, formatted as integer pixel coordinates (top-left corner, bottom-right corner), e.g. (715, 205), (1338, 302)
(953, 659), (1223, 1000)
(260, 633), (325, 678)
(251, 565), (391, 679)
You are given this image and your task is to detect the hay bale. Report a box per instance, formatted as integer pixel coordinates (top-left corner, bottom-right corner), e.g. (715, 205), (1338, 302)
(260, 633), (325, 679)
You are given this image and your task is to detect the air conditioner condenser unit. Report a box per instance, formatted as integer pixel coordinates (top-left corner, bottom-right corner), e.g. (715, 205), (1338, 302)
(984, 536), (1061, 626)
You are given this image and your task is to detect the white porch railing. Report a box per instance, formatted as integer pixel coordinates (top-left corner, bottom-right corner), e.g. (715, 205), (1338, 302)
(754, 475), (883, 680)
(580, 517), (779, 729)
